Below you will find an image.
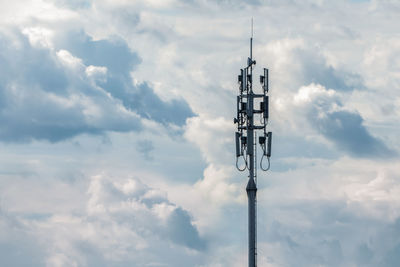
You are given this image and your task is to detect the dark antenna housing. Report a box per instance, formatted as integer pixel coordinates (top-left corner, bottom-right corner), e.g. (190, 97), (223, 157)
(234, 20), (272, 267)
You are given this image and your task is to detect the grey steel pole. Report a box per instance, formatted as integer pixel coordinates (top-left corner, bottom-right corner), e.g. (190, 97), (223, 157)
(247, 36), (257, 267)
(246, 107), (257, 267)
(247, 177), (257, 267)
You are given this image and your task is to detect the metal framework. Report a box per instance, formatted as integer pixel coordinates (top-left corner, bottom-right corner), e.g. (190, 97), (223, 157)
(234, 32), (272, 267)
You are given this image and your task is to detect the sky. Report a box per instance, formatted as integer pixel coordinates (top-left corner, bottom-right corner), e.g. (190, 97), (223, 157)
(0, 0), (399, 266)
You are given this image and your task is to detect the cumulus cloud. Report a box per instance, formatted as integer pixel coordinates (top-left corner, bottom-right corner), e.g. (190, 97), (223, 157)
(0, 28), (194, 143)
(314, 110), (395, 157)
(54, 30), (195, 125)
(185, 116), (234, 164)
(255, 158), (400, 266)
(87, 175), (206, 251)
(0, 174), (206, 266)
(263, 38), (364, 93)
(1, 0), (400, 266)
(274, 83), (395, 158)
(299, 84), (395, 157)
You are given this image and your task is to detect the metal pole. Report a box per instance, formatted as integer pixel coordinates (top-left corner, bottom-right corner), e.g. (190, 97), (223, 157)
(246, 35), (257, 267)
(247, 177), (257, 267)
(246, 122), (257, 267)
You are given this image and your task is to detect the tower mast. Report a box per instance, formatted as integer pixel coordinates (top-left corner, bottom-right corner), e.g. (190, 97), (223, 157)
(234, 22), (272, 267)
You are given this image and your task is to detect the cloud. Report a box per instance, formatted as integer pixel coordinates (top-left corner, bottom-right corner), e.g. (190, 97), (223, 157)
(313, 110), (395, 158)
(0, 210), (45, 267)
(0, 174), (206, 266)
(87, 175), (206, 251)
(384, 242), (400, 267)
(300, 50), (364, 92)
(0, 30), (140, 142)
(260, 38), (364, 94)
(56, 30), (195, 126)
(125, 82), (195, 126)
(167, 206), (206, 250)
(255, 158), (400, 266)
(52, 0), (91, 10)
(184, 116), (234, 164)
(277, 83), (396, 158)
(55, 30), (140, 75)
(136, 139), (155, 160)
(0, 29), (194, 143)
(1, 0), (400, 266)
(257, 204), (400, 266)
(299, 84), (395, 158)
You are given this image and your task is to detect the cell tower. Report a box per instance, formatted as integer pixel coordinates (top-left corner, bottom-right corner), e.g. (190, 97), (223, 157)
(234, 23), (272, 267)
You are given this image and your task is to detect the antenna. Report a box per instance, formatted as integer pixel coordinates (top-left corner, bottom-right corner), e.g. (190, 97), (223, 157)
(250, 18), (253, 60)
(251, 18), (253, 38)
(234, 20), (272, 267)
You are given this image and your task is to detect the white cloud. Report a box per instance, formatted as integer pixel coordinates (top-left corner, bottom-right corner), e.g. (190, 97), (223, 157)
(85, 65), (107, 82)
(57, 49), (85, 69)
(184, 116), (234, 164)
(0, 174), (206, 266)
(294, 83), (335, 104)
(1, 0), (400, 266)
(22, 27), (54, 48)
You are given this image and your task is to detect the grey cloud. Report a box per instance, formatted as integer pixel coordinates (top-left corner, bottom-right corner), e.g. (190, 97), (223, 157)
(270, 41), (364, 93)
(167, 207), (206, 251)
(136, 139), (154, 160)
(0, 29), (195, 143)
(214, 0), (262, 5)
(124, 82), (194, 126)
(0, 31), (141, 142)
(88, 176), (207, 252)
(0, 175), (207, 267)
(0, 34), (68, 94)
(271, 135), (339, 167)
(297, 49), (364, 92)
(1, 0), (399, 266)
(384, 243), (400, 267)
(259, 200), (400, 267)
(52, 0), (91, 9)
(318, 239), (343, 266)
(56, 31), (141, 76)
(356, 243), (374, 265)
(265, 219), (345, 266)
(57, 31), (195, 126)
(312, 110), (395, 158)
(0, 84), (141, 143)
(295, 83), (396, 158)
(0, 211), (45, 267)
